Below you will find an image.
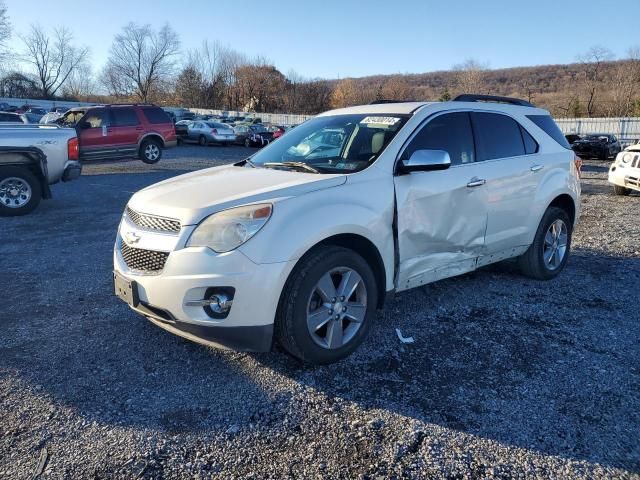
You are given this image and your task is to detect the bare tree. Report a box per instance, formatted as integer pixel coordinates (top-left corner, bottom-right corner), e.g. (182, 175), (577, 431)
(380, 76), (414, 100)
(0, 0), (10, 62)
(330, 78), (376, 108)
(103, 23), (180, 102)
(21, 25), (89, 98)
(607, 47), (640, 117)
(62, 63), (94, 101)
(578, 46), (614, 117)
(175, 64), (204, 107)
(452, 59), (488, 95)
(184, 40), (246, 109)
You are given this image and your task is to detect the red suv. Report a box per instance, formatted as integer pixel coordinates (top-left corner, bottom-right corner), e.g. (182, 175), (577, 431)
(57, 104), (177, 164)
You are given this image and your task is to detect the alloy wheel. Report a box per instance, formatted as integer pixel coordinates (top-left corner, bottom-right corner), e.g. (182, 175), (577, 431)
(543, 219), (568, 270)
(145, 144), (160, 161)
(306, 267), (367, 349)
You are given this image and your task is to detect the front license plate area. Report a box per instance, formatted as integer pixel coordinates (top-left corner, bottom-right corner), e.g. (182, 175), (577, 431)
(114, 272), (139, 307)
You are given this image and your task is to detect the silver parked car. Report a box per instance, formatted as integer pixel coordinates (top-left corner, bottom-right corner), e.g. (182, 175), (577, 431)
(187, 121), (236, 146)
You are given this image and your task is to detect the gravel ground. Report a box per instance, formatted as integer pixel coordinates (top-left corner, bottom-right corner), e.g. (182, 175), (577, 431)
(1, 146), (639, 479)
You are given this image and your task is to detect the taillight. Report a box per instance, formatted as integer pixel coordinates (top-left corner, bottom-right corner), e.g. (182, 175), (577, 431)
(67, 137), (79, 160)
(211, 128), (218, 134)
(574, 154), (582, 178)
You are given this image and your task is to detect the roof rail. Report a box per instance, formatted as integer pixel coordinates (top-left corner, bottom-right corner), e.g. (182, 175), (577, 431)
(369, 99), (418, 105)
(452, 94), (534, 107)
(103, 103), (157, 107)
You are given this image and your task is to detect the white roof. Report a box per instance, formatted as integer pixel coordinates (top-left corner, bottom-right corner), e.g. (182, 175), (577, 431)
(318, 102), (433, 116)
(318, 100), (548, 117)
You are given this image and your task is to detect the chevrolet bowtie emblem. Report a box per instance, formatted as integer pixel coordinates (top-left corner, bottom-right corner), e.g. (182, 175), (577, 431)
(124, 231), (141, 244)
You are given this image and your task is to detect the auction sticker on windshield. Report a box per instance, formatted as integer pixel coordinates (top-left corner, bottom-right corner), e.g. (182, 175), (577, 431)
(359, 116), (401, 126)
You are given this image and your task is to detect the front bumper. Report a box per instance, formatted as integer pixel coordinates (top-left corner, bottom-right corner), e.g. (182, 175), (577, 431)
(609, 164), (640, 192)
(113, 236), (296, 352)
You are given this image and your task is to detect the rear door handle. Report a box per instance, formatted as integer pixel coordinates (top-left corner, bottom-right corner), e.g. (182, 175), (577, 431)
(467, 178), (486, 188)
(135, 127), (144, 131)
(530, 164), (544, 172)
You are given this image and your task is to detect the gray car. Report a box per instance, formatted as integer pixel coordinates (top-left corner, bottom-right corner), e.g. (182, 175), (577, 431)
(187, 121), (236, 146)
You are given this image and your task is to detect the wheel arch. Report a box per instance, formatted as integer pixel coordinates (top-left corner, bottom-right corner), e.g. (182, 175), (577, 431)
(139, 133), (165, 149)
(548, 193), (576, 225)
(285, 233), (388, 309)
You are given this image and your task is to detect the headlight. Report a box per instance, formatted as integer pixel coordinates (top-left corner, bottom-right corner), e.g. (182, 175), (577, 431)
(186, 204), (272, 252)
(622, 153), (633, 163)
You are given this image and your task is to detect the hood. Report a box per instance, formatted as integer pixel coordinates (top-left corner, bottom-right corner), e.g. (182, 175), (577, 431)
(128, 164), (346, 225)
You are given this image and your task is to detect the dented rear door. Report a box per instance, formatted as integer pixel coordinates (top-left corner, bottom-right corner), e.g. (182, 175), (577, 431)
(393, 111), (488, 291)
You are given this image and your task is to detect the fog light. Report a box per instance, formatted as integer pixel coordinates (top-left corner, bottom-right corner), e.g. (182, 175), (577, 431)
(208, 294), (232, 314)
(185, 287), (235, 319)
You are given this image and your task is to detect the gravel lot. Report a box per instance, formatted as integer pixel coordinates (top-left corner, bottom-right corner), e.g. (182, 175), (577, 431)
(1, 145), (639, 479)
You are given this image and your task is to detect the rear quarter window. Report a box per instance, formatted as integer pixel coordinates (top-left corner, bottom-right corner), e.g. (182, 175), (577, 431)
(526, 115), (571, 149)
(142, 107), (171, 124)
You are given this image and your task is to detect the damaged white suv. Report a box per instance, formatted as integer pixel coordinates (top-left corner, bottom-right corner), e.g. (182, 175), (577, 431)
(114, 95), (581, 364)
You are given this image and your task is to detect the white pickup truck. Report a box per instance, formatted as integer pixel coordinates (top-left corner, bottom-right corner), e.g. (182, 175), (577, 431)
(0, 125), (82, 216)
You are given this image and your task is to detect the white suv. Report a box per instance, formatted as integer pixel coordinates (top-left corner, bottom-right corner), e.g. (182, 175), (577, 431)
(114, 95), (581, 364)
(609, 144), (640, 195)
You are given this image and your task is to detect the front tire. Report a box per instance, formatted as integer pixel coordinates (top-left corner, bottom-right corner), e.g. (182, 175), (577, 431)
(275, 246), (378, 365)
(140, 139), (162, 164)
(199, 135), (207, 146)
(613, 184), (631, 196)
(0, 167), (42, 216)
(518, 207), (572, 280)
(244, 138), (251, 148)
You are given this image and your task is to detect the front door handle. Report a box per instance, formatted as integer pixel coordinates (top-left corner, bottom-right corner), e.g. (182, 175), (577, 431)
(530, 164), (544, 172)
(467, 178), (486, 188)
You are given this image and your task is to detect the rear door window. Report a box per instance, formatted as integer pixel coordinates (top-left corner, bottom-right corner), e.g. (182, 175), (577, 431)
(403, 112), (475, 165)
(0, 113), (20, 122)
(526, 114), (571, 149)
(84, 109), (111, 128)
(471, 112), (526, 161)
(142, 107), (171, 124)
(111, 108), (140, 127)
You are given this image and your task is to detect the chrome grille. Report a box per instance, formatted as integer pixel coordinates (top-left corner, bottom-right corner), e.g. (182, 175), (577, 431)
(126, 207), (180, 233)
(120, 243), (169, 272)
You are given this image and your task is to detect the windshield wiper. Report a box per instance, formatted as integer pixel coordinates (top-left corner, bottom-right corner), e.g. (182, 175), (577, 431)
(245, 158), (257, 168)
(263, 161), (320, 174)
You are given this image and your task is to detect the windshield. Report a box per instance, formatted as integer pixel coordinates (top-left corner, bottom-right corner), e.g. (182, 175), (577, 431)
(58, 110), (87, 126)
(249, 114), (407, 173)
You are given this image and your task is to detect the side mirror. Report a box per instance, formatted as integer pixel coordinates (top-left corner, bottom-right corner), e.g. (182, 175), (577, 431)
(398, 149), (451, 174)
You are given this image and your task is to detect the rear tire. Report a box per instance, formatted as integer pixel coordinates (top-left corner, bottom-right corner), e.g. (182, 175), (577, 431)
(518, 207), (572, 280)
(613, 184), (631, 196)
(199, 135), (207, 146)
(275, 246), (378, 365)
(140, 139), (162, 164)
(0, 166), (42, 216)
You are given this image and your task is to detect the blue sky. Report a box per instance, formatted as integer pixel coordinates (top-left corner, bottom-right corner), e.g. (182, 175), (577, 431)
(4, 0), (639, 79)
